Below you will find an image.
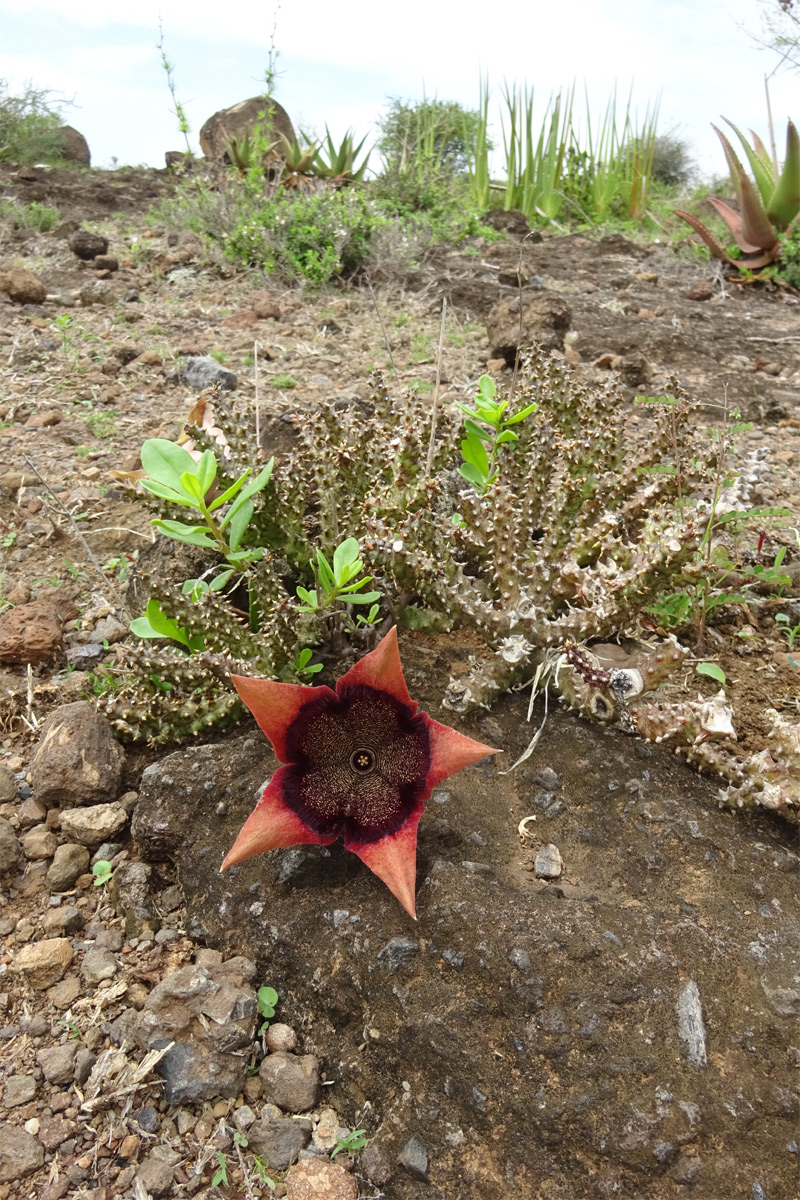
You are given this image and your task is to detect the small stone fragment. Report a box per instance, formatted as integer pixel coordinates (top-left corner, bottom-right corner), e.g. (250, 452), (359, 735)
(246, 1116), (312, 1171)
(47, 843), (90, 890)
(0, 600), (65, 666)
(81, 946), (119, 985)
(14, 937), (73, 989)
(0, 1125), (44, 1183)
(398, 1136), (429, 1181)
(284, 1157), (358, 1200)
(4, 1074), (37, 1107)
(37, 1042), (77, 1084)
(60, 802), (127, 846)
(180, 355), (237, 392)
(676, 979), (707, 1067)
(534, 843), (563, 879)
(265, 1022), (298, 1053)
(361, 1144), (392, 1186)
(259, 1051), (320, 1112)
(30, 701), (124, 808)
(22, 825), (58, 860)
(0, 817), (21, 873)
(135, 1147), (180, 1198)
(377, 936), (419, 974)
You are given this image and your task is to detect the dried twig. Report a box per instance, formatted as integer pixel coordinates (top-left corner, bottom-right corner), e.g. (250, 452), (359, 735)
(366, 277), (397, 378)
(425, 297), (448, 478)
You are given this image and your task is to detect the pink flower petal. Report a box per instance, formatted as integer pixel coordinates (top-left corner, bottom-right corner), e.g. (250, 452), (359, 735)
(336, 626), (416, 711)
(231, 675), (336, 764)
(422, 714), (500, 789)
(347, 805), (423, 920)
(220, 768), (337, 870)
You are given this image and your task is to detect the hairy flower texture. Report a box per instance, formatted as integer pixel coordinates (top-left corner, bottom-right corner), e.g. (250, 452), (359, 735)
(221, 627), (499, 916)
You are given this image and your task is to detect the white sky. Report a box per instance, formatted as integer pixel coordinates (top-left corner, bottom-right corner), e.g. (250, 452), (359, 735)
(0, 0), (795, 179)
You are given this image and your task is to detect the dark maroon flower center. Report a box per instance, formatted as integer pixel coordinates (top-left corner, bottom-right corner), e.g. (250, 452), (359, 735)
(282, 683), (431, 844)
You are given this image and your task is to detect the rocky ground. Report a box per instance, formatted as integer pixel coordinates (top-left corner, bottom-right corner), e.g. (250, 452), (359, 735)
(0, 164), (799, 1200)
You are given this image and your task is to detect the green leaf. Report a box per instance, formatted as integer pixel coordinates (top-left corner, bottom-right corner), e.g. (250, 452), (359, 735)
(463, 419), (493, 442)
(333, 538), (361, 579)
(140, 438), (198, 492)
(129, 599), (201, 649)
(194, 449), (217, 495)
(495, 429), (519, 445)
(228, 498), (253, 552)
(139, 479), (197, 506)
(209, 569), (235, 592)
(504, 402), (538, 425)
(345, 590), (382, 604)
(296, 586), (318, 611)
(258, 985), (278, 1011)
(459, 462), (486, 486)
(209, 472), (250, 512)
(316, 551), (336, 591)
(236, 457), (274, 504)
(454, 402), (484, 423)
(460, 435), (490, 476)
(179, 472), (206, 503)
(696, 661), (727, 687)
(151, 519), (218, 549)
(339, 575), (373, 593)
(477, 373), (497, 402)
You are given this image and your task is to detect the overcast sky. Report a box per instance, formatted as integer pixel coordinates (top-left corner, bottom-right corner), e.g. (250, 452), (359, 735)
(0, 0), (796, 180)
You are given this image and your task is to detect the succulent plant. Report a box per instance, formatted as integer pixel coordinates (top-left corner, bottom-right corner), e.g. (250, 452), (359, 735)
(675, 119), (800, 268)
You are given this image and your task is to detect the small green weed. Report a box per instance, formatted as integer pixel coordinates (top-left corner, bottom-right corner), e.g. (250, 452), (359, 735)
(92, 860), (113, 888)
(84, 409), (118, 440)
(331, 1128), (368, 1158)
(272, 374), (297, 390)
(257, 985), (278, 1034)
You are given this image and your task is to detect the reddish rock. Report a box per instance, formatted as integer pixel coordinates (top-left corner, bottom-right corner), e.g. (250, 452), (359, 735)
(0, 267), (46, 305)
(686, 279), (714, 301)
(284, 1159), (358, 1200)
(25, 410), (62, 428)
(220, 310), (258, 329)
(0, 600), (69, 665)
(13, 937), (73, 989)
(251, 291), (282, 320)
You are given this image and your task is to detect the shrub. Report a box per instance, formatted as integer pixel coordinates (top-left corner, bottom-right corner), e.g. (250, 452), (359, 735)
(0, 79), (70, 164)
(0, 198), (61, 231)
(223, 188), (384, 283)
(377, 96), (485, 175)
(650, 130), (695, 186)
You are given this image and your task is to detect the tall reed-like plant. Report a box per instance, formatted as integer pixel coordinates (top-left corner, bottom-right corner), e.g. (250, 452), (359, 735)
(582, 86), (659, 221)
(499, 83), (575, 224)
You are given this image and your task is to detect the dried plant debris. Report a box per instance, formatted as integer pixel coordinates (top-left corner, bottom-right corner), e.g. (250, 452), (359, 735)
(100, 349), (798, 821)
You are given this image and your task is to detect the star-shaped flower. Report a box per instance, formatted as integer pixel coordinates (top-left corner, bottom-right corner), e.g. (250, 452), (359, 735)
(221, 627), (499, 917)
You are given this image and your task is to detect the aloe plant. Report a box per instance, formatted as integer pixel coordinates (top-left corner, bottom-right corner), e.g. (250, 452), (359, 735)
(675, 119), (800, 268)
(313, 126), (370, 184)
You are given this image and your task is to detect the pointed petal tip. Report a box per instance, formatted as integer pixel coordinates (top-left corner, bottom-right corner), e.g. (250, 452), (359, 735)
(349, 809), (422, 919)
(337, 625), (415, 709)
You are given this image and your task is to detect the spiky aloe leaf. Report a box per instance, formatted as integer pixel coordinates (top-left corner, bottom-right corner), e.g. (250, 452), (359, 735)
(712, 125), (777, 251)
(705, 197), (763, 253)
(673, 210), (730, 260)
(673, 209), (779, 269)
(723, 118), (775, 206)
(766, 120), (800, 231)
